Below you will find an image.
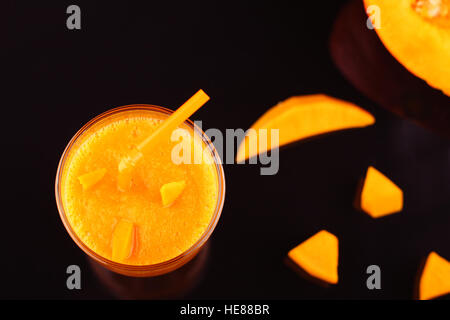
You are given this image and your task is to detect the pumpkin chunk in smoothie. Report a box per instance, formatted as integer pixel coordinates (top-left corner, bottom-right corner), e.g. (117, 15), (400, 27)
(112, 219), (135, 262)
(160, 180), (186, 207)
(77, 168), (107, 190)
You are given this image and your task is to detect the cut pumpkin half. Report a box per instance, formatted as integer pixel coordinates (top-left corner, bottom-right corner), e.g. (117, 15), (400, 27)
(236, 94), (375, 162)
(364, 0), (450, 96)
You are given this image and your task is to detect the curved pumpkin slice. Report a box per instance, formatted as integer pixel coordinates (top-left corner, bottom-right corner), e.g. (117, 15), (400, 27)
(419, 252), (450, 300)
(360, 166), (403, 218)
(288, 230), (339, 284)
(364, 0), (450, 96)
(236, 94), (374, 162)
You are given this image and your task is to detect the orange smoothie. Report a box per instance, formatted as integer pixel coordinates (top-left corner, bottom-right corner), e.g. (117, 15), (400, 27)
(57, 106), (223, 271)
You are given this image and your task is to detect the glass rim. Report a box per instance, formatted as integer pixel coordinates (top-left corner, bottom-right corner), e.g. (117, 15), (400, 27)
(55, 104), (225, 274)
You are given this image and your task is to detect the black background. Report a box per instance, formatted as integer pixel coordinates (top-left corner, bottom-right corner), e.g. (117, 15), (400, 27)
(2, 0), (450, 299)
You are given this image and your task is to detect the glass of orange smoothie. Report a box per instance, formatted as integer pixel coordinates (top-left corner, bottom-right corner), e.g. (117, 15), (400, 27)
(55, 105), (225, 277)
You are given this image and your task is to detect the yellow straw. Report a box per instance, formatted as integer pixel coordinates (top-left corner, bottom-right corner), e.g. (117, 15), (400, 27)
(117, 89), (210, 191)
(137, 89), (209, 153)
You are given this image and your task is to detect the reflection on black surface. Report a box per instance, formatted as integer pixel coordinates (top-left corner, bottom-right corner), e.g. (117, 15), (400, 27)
(329, 0), (450, 139)
(412, 254), (428, 300)
(88, 243), (210, 299)
(284, 257), (332, 289)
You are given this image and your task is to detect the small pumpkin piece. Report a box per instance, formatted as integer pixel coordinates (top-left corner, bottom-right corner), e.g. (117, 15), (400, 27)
(413, 0), (450, 27)
(419, 252), (450, 300)
(112, 219), (135, 262)
(360, 166), (403, 218)
(77, 168), (107, 190)
(288, 230), (339, 284)
(160, 180), (186, 207)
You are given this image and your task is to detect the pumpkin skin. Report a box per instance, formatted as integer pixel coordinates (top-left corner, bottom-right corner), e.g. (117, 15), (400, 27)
(363, 0), (450, 96)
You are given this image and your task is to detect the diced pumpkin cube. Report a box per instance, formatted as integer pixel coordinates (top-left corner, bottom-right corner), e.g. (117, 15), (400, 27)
(363, 0), (450, 96)
(112, 219), (135, 262)
(360, 166), (403, 218)
(419, 252), (450, 300)
(288, 230), (339, 284)
(160, 180), (186, 207)
(77, 168), (107, 190)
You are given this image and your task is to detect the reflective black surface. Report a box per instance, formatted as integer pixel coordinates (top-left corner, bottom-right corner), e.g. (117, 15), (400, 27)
(2, 1), (449, 299)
